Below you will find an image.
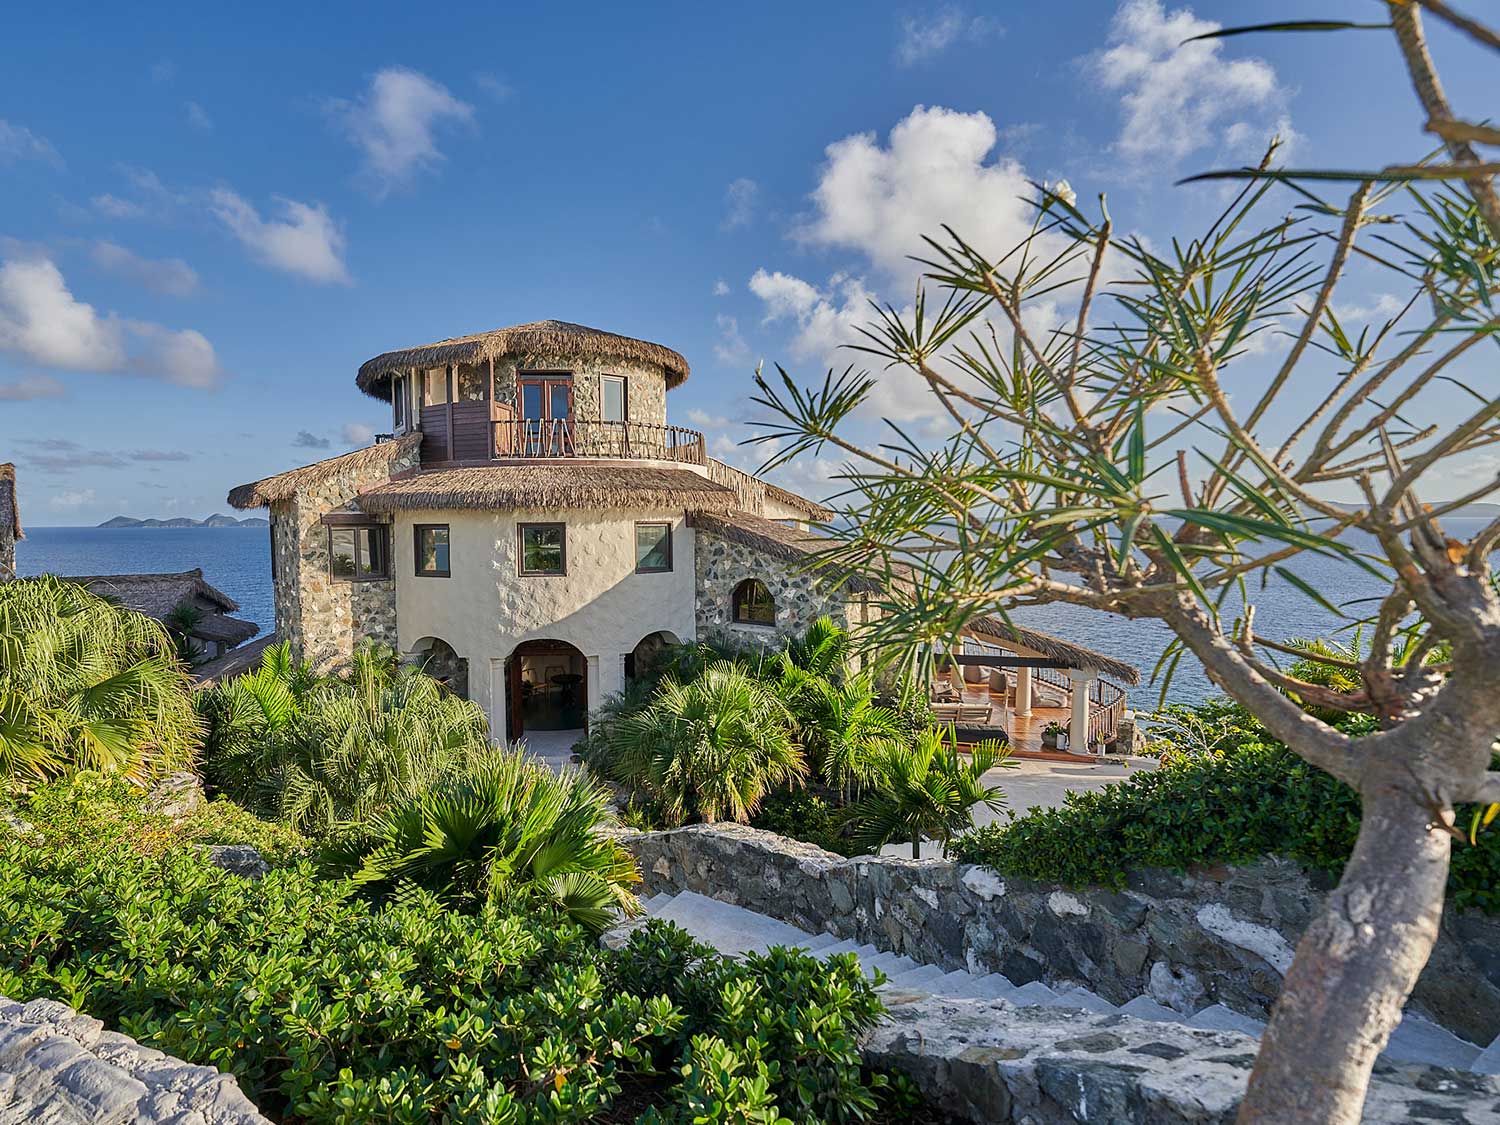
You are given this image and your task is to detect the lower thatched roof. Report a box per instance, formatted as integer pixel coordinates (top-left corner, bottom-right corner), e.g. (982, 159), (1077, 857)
(688, 511), (1140, 685)
(70, 568), (240, 616)
(193, 633), (277, 686)
(0, 463), (20, 541)
(192, 612), (261, 646)
(228, 433), (422, 509)
(356, 320), (690, 400)
(357, 464), (738, 514)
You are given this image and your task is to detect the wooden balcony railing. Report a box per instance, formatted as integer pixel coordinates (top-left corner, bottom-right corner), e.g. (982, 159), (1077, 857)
(491, 419), (706, 463)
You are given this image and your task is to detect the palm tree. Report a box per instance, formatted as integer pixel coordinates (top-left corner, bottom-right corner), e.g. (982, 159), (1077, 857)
(844, 729), (1010, 859)
(0, 576), (199, 781)
(201, 639), (494, 835)
(337, 752), (640, 934)
(608, 662), (804, 825)
(790, 672), (900, 794)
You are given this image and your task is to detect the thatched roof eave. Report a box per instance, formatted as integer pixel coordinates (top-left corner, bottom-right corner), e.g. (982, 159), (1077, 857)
(356, 463), (738, 514)
(356, 320), (690, 400)
(228, 433), (422, 509)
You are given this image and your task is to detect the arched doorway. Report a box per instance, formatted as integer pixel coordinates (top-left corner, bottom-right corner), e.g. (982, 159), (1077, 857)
(505, 639), (587, 743)
(625, 629), (681, 683)
(410, 637), (468, 699)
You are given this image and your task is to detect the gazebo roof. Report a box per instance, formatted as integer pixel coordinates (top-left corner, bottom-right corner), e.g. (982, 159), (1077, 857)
(355, 320), (690, 400)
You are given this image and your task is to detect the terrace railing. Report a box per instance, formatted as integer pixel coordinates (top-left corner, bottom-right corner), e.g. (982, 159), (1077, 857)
(1030, 665), (1128, 751)
(491, 419), (706, 464)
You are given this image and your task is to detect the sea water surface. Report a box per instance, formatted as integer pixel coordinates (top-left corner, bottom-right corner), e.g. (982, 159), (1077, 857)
(17, 520), (1487, 707)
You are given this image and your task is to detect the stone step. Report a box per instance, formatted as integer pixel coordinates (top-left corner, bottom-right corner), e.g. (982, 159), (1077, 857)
(885, 964), (947, 990)
(1009, 981), (1060, 1006)
(650, 892), (811, 957)
(962, 973), (1019, 1001)
(1186, 1004), (1266, 1037)
(926, 970), (983, 998)
(1473, 1034), (1500, 1076)
(1055, 986), (1117, 1014)
(865, 952), (919, 979)
(1382, 1013), (1482, 1070)
(796, 930), (843, 954)
(1118, 996), (1181, 1023)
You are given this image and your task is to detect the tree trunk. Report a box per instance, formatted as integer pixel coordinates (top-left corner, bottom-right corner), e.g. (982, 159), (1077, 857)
(911, 836), (921, 860)
(1237, 780), (1451, 1123)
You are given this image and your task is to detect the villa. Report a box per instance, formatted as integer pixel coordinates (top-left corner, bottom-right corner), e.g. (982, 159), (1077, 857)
(228, 320), (1135, 753)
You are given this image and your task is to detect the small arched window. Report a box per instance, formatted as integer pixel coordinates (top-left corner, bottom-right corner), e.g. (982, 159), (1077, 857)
(732, 578), (776, 626)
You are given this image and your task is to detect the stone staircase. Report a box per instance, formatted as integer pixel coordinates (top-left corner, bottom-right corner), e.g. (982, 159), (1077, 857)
(634, 890), (1500, 1076)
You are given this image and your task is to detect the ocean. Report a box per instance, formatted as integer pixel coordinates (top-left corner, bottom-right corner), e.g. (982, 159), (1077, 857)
(17, 520), (1487, 708)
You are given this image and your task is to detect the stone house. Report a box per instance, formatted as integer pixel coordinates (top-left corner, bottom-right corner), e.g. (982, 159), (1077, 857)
(228, 319), (1134, 751)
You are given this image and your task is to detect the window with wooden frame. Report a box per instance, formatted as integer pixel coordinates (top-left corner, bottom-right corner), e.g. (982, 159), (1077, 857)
(732, 578), (776, 626)
(600, 375), (628, 423)
(392, 375), (407, 430)
(414, 524), (450, 577)
(634, 521), (672, 573)
(329, 524), (390, 581)
(422, 366), (450, 407)
(518, 523), (566, 576)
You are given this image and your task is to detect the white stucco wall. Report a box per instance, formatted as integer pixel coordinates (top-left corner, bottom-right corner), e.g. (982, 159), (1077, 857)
(392, 507), (697, 741)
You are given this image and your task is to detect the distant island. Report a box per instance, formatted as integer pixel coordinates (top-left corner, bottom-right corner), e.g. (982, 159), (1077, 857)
(98, 514), (270, 529)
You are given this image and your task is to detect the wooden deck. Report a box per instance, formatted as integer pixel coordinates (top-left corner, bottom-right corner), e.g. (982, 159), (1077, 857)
(942, 684), (1080, 757)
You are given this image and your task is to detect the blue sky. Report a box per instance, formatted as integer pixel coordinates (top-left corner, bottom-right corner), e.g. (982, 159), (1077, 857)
(2, 0), (1494, 524)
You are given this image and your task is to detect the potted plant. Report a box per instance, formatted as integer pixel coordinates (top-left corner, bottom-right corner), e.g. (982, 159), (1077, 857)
(1042, 720), (1068, 750)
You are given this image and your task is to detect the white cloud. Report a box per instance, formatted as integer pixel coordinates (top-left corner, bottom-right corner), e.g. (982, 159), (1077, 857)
(0, 256), (220, 386)
(210, 188), (350, 284)
(895, 7), (998, 67)
(90, 241), (199, 297)
(1085, 0), (1289, 166)
(713, 314), (750, 366)
(185, 100), (213, 132)
(150, 60), (175, 84)
(293, 430), (331, 449)
(50, 488), (96, 511)
(341, 422), (376, 446)
(712, 279), (731, 297)
(0, 375), (66, 401)
(0, 120), (62, 167)
(475, 73), (513, 101)
(329, 66), (475, 195)
(722, 178), (759, 230)
(687, 408), (731, 429)
(796, 105), (1043, 287)
(89, 166), (190, 222)
(91, 194), (144, 219)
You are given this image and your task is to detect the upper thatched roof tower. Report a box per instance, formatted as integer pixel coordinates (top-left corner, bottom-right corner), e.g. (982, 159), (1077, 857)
(355, 320), (690, 401)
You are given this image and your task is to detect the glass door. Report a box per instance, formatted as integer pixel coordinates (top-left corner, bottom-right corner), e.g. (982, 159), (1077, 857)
(518, 375), (573, 455)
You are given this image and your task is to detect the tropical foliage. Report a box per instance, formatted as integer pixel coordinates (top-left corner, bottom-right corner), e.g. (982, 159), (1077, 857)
(0, 576), (198, 782)
(201, 639), (494, 836)
(0, 786), (912, 1124)
(845, 729), (1010, 858)
(604, 662), (804, 825)
(329, 752), (640, 935)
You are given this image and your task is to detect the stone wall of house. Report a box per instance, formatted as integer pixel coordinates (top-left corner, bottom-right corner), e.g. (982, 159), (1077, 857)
(0, 529), (13, 582)
(0, 994), (270, 1123)
(272, 441), (420, 671)
(615, 823), (1500, 1047)
(693, 528), (854, 650)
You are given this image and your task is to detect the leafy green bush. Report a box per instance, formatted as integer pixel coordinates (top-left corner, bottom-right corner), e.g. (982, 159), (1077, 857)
(326, 751), (640, 935)
(953, 737), (1500, 914)
(750, 790), (867, 857)
(0, 575), (200, 782)
(201, 639), (495, 836)
(0, 798), (908, 1124)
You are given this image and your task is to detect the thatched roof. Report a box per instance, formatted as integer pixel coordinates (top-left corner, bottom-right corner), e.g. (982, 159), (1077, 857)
(704, 458), (832, 522)
(68, 568), (241, 617)
(357, 464), (738, 514)
(228, 433), (422, 509)
(688, 511), (1139, 685)
(192, 612), (261, 646)
(194, 633), (277, 686)
(356, 320), (691, 400)
(0, 463), (20, 540)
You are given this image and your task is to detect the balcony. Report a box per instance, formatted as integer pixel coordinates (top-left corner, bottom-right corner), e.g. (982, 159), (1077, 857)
(418, 408), (706, 466)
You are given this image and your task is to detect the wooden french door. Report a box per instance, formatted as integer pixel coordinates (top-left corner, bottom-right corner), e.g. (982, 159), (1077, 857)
(517, 375), (573, 456)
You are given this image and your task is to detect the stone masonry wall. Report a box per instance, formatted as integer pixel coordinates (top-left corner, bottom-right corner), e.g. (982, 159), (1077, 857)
(0, 994), (269, 1124)
(616, 823), (1500, 1048)
(271, 441), (421, 671)
(694, 529), (853, 651)
(0, 529), (12, 582)
(490, 353), (669, 429)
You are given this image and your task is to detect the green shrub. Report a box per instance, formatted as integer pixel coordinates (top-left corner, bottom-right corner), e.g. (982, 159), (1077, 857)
(326, 751), (640, 935)
(1, 794), (907, 1123)
(0, 575), (199, 782)
(750, 790), (868, 857)
(201, 639), (495, 836)
(953, 737), (1500, 914)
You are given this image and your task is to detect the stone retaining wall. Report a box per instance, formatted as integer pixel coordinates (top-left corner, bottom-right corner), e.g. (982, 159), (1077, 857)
(615, 823), (1500, 1046)
(0, 994), (269, 1124)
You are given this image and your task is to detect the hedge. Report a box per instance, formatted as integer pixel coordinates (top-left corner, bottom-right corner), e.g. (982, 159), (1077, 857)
(953, 739), (1500, 915)
(0, 780), (926, 1124)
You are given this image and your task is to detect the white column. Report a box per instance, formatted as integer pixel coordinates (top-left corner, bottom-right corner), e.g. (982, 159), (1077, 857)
(588, 654), (606, 716)
(1068, 669), (1094, 753)
(1014, 666), (1033, 716)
